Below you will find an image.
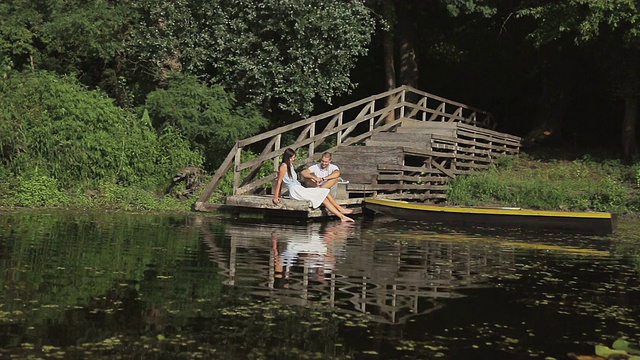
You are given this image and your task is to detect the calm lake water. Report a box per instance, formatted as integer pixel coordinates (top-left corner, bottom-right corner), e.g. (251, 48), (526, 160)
(1, 209), (639, 359)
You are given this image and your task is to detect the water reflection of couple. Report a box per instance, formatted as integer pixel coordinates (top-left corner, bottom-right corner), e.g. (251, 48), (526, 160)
(272, 222), (352, 285)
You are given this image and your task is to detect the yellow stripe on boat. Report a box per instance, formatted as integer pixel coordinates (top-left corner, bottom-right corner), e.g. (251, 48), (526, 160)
(365, 198), (613, 219)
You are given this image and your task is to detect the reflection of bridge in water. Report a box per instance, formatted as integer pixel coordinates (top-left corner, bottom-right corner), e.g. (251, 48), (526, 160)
(202, 219), (516, 324)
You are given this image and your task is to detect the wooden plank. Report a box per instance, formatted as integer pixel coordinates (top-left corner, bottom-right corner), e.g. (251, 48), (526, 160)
(370, 132), (432, 143)
(340, 117), (404, 147)
(451, 137), (520, 154)
(377, 174), (449, 182)
(334, 146), (404, 161)
(226, 195), (363, 211)
(411, 120), (520, 142)
(377, 163), (441, 173)
(457, 122), (522, 141)
(373, 193), (448, 200)
(430, 159), (456, 178)
(365, 140), (431, 151)
(334, 146), (405, 185)
(347, 183), (449, 191)
(398, 120), (521, 150)
(396, 126), (456, 137)
(430, 149), (494, 163)
(456, 131), (522, 149)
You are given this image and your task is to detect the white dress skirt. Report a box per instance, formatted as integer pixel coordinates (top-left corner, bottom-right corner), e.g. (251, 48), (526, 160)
(282, 166), (329, 209)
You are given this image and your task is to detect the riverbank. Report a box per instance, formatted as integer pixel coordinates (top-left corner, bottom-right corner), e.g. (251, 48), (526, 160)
(1, 149), (637, 216)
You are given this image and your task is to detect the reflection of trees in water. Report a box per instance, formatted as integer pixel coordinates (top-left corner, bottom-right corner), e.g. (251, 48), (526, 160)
(202, 220), (516, 324)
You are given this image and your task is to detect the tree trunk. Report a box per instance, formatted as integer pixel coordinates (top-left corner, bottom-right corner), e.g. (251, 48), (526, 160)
(381, 0), (396, 124)
(621, 95), (638, 162)
(525, 52), (574, 147)
(396, 1), (418, 89)
(620, 51), (639, 162)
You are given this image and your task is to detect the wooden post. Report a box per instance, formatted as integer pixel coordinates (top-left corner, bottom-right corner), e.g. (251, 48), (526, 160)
(422, 96), (427, 122)
(369, 100), (375, 132)
(271, 134), (282, 195)
(233, 147), (242, 195)
(308, 123), (315, 159)
(400, 90), (406, 119)
(337, 112), (343, 145)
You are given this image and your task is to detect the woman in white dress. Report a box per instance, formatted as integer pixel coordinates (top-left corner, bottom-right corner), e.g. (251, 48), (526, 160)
(273, 148), (354, 222)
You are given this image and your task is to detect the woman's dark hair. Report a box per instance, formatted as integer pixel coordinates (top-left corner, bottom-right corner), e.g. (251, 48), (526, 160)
(281, 148), (296, 178)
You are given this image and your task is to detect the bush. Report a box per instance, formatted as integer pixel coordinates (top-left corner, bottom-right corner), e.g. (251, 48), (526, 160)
(0, 70), (203, 193)
(14, 172), (69, 207)
(144, 73), (268, 169)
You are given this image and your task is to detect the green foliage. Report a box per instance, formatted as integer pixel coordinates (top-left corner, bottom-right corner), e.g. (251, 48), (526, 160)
(0, 0), (43, 70)
(14, 171), (69, 207)
(0, 165), (16, 205)
(595, 338), (640, 359)
(447, 153), (640, 213)
(130, 0), (375, 115)
(517, 0), (640, 47)
(0, 0), (135, 103)
(144, 73), (267, 169)
(0, 70), (203, 193)
(41, 1), (128, 70)
(211, 150), (275, 203)
(445, 1), (497, 17)
(90, 182), (184, 211)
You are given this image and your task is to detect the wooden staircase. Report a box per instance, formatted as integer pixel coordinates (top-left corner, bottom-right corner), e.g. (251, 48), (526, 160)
(333, 120), (521, 201)
(193, 85), (521, 217)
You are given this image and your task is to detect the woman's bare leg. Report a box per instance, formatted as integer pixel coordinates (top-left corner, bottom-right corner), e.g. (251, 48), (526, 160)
(325, 194), (353, 214)
(322, 198), (354, 222)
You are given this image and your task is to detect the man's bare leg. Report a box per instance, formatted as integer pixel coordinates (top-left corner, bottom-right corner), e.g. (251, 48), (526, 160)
(303, 178), (318, 188)
(319, 178), (339, 190)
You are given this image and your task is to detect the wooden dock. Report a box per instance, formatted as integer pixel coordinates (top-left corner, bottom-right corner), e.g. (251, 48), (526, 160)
(197, 195), (363, 219)
(194, 86), (521, 219)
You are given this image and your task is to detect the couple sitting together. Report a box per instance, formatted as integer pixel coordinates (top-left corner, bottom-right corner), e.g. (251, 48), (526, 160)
(272, 148), (354, 222)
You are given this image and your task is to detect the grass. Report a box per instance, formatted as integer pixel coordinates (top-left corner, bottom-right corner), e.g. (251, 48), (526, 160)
(446, 149), (640, 214)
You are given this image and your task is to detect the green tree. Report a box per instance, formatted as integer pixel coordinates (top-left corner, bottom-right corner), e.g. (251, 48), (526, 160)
(41, 0), (133, 107)
(0, 0), (135, 106)
(129, 0), (375, 116)
(3, 0), (376, 117)
(0, 0), (44, 72)
(144, 73), (268, 169)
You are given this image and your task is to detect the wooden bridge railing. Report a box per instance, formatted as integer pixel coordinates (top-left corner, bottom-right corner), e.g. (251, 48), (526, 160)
(194, 85), (496, 210)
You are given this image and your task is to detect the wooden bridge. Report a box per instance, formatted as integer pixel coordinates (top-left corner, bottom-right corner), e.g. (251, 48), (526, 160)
(194, 86), (521, 218)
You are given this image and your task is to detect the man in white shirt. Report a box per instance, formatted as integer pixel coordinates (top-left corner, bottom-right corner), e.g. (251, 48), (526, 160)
(301, 152), (341, 197)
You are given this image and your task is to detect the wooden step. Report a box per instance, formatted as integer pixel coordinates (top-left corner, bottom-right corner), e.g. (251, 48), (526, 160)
(333, 146), (404, 185)
(366, 132), (432, 151)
